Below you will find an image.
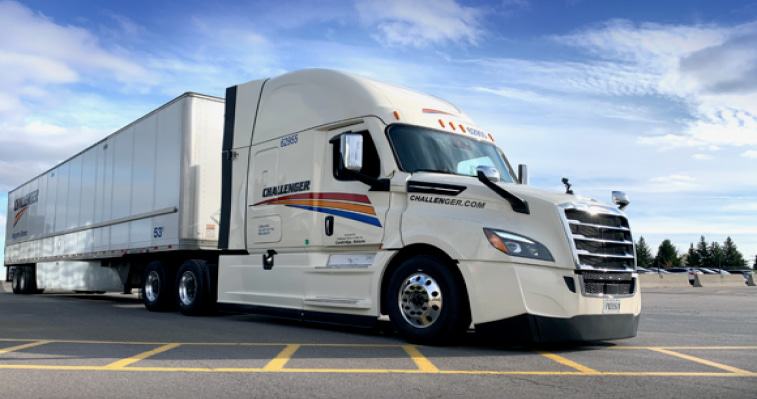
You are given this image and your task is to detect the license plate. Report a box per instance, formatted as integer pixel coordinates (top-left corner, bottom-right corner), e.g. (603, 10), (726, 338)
(603, 298), (621, 314)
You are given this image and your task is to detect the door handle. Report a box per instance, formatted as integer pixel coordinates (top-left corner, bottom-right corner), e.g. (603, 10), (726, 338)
(263, 249), (277, 270)
(325, 216), (334, 236)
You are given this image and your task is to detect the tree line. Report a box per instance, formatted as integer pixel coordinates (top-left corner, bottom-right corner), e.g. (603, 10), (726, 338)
(635, 236), (754, 270)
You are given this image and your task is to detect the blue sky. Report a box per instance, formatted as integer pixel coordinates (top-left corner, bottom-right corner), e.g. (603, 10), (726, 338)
(2, 0), (756, 266)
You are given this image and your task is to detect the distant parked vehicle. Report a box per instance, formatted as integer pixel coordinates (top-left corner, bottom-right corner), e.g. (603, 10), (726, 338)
(694, 268), (717, 274)
(636, 267), (653, 274)
(727, 270), (755, 282)
(666, 267), (702, 284)
(647, 268), (670, 274)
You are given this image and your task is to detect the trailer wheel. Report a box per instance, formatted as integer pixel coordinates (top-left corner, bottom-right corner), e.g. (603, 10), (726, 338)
(142, 261), (175, 311)
(11, 267), (22, 294)
(12, 266), (37, 295)
(386, 255), (471, 345)
(176, 259), (214, 316)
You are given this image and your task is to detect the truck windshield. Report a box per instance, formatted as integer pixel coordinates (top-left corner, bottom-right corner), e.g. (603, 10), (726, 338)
(387, 124), (516, 183)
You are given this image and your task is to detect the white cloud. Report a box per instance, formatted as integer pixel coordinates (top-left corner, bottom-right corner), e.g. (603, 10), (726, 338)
(650, 173), (695, 183)
(475, 87), (551, 103)
(742, 150), (757, 158)
(556, 19), (729, 70)
(692, 153), (714, 160)
(355, 0), (486, 47)
(553, 19), (757, 152)
(0, 1), (155, 91)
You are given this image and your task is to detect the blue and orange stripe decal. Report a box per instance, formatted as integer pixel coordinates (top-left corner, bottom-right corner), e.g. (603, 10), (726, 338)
(13, 207), (29, 227)
(253, 193), (381, 227)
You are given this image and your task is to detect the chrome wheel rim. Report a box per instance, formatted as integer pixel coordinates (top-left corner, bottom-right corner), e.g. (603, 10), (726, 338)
(398, 272), (442, 328)
(144, 271), (160, 302)
(178, 271), (197, 306)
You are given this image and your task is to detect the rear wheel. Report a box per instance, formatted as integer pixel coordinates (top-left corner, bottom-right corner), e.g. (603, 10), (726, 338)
(387, 255), (471, 345)
(12, 266), (37, 295)
(176, 259), (214, 315)
(142, 261), (175, 311)
(11, 267), (23, 294)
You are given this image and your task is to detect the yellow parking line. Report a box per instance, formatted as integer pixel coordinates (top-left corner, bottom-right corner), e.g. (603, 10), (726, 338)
(0, 338), (405, 347)
(402, 345), (439, 372)
(103, 343), (182, 369)
(535, 350), (600, 374)
(610, 346), (757, 350)
(648, 348), (753, 375)
(0, 340), (53, 354)
(0, 364), (754, 376)
(263, 344), (300, 371)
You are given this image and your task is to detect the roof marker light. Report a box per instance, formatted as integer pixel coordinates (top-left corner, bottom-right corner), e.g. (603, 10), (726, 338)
(394, 111), (400, 120)
(488, 133), (495, 142)
(449, 122), (456, 131)
(460, 125), (466, 133)
(438, 119), (445, 128)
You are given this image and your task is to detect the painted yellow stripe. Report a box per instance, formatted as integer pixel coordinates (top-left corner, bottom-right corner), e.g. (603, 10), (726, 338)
(1, 339), (755, 351)
(0, 340), (52, 354)
(648, 348), (753, 375)
(0, 364), (754, 376)
(277, 199), (376, 215)
(0, 338), (413, 348)
(402, 345), (439, 372)
(263, 344), (300, 371)
(611, 346), (757, 350)
(535, 350), (600, 374)
(103, 343), (181, 369)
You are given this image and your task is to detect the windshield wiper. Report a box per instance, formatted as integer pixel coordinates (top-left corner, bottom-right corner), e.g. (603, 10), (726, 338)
(411, 168), (459, 176)
(476, 171), (530, 214)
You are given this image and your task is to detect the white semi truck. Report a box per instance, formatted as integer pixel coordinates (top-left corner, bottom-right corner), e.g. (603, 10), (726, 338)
(4, 69), (640, 344)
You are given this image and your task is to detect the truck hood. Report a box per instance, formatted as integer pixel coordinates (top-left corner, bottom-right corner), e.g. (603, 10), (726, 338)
(406, 172), (614, 210)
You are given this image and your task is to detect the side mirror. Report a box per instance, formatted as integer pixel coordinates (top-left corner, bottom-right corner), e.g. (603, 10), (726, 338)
(612, 191), (630, 210)
(340, 133), (363, 171)
(476, 165), (499, 182)
(518, 164), (528, 185)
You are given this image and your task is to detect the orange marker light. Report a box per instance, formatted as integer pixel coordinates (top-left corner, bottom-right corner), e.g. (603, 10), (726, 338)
(484, 229), (508, 253)
(488, 133), (495, 142)
(460, 125), (466, 133)
(394, 111), (400, 120)
(449, 122), (456, 131)
(439, 119), (445, 128)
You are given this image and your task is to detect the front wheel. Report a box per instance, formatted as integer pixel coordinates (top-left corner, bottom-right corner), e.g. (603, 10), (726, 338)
(387, 255), (471, 345)
(175, 259), (215, 315)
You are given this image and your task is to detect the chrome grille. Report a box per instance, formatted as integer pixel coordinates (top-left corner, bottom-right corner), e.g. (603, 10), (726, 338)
(561, 204), (635, 271)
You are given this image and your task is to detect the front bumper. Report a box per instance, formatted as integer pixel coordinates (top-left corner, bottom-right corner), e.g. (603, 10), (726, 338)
(457, 260), (641, 342)
(476, 313), (640, 343)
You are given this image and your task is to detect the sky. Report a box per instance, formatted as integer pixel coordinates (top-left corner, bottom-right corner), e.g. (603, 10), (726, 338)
(1, 0), (756, 266)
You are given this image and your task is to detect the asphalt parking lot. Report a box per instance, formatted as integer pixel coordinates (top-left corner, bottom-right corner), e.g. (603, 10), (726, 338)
(0, 282), (755, 398)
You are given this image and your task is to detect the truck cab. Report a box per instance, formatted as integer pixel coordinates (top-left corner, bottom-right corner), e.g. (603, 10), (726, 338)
(216, 69), (640, 344)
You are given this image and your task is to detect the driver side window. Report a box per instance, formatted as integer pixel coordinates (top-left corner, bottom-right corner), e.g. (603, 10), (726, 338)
(331, 130), (381, 180)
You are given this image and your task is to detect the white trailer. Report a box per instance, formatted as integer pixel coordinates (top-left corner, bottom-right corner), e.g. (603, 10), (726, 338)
(5, 69), (641, 344)
(5, 93), (224, 298)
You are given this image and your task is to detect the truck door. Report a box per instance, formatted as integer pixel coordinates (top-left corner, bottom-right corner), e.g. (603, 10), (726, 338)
(302, 120), (391, 317)
(319, 125), (389, 248)
(237, 132), (317, 311)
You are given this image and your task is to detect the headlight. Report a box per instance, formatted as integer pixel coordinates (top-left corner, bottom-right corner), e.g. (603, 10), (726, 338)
(483, 228), (554, 261)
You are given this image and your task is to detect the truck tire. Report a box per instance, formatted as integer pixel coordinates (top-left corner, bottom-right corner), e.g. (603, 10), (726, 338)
(387, 255), (471, 345)
(142, 261), (175, 311)
(176, 259), (214, 316)
(12, 266), (37, 295)
(11, 267), (22, 294)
